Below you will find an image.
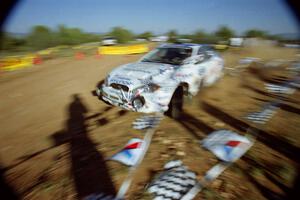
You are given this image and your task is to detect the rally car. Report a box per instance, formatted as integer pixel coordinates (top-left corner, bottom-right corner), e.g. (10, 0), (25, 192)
(95, 43), (224, 118)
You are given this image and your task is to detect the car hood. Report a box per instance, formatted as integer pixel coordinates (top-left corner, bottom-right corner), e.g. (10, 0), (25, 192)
(107, 62), (176, 89)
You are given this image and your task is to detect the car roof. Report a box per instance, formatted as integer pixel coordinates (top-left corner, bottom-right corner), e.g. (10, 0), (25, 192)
(159, 43), (215, 50)
(159, 43), (201, 48)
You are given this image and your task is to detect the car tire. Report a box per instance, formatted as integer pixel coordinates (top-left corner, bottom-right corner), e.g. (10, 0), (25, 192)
(166, 87), (184, 119)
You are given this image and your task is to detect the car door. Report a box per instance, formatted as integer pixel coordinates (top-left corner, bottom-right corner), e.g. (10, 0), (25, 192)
(196, 47), (223, 86)
(172, 47), (209, 95)
(181, 48), (213, 94)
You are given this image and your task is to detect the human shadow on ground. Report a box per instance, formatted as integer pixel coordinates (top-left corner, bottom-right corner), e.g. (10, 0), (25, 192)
(2, 94), (129, 198)
(201, 101), (300, 163)
(246, 156), (291, 188)
(242, 84), (300, 104)
(201, 102), (299, 199)
(175, 108), (287, 199)
(3, 105), (114, 172)
(252, 97), (300, 115)
(288, 166), (300, 200)
(51, 94), (116, 198)
(238, 162), (285, 200)
(247, 65), (298, 89)
(175, 111), (215, 140)
(0, 163), (20, 200)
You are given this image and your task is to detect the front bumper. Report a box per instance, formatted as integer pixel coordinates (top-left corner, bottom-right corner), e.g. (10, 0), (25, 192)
(96, 86), (135, 111)
(96, 85), (168, 113)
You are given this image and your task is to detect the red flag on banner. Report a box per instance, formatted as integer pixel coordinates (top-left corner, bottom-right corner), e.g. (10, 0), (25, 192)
(110, 138), (144, 166)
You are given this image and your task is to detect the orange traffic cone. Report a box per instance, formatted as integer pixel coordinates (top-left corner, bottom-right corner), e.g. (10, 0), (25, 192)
(75, 52), (85, 60)
(33, 55), (42, 64)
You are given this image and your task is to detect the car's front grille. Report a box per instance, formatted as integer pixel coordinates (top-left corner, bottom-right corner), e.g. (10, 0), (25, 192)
(110, 83), (129, 92)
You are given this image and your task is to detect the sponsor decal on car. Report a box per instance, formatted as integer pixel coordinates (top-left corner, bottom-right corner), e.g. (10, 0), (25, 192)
(123, 67), (152, 74)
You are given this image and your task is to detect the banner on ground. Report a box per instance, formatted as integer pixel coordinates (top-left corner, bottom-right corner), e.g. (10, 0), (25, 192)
(202, 130), (253, 162)
(110, 138), (144, 166)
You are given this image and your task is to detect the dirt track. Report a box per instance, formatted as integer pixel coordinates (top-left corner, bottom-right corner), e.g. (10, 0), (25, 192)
(0, 45), (299, 200)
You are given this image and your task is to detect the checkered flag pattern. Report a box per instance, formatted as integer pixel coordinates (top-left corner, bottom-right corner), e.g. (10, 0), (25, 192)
(132, 115), (163, 130)
(147, 160), (197, 200)
(264, 83), (295, 95)
(246, 106), (277, 124)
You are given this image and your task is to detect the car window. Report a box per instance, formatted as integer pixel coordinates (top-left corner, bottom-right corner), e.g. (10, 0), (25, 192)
(142, 47), (192, 65)
(197, 48), (211, 60)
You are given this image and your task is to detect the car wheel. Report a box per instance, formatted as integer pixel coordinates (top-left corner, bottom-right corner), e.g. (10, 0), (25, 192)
(166, 87), (184, 119)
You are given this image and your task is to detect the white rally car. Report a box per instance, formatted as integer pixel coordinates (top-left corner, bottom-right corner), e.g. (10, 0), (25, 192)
(96, 43), (224, 118)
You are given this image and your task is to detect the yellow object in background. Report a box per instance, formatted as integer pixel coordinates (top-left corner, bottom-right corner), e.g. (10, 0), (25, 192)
(0, 54), (35, 71)
(99, 44), (149, 55)
(214, 44), (228, 50)
(38, 49), (53, 55)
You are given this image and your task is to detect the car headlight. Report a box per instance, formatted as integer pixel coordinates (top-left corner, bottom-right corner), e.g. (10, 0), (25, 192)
(132, 97), (145, 109)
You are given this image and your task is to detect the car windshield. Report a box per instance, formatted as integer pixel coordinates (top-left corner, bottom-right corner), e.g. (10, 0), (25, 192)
(103, 37), (115, 40)
(141, 47), (192, 65)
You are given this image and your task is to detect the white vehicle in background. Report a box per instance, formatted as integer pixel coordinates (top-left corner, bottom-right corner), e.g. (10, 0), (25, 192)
(229, 37), (244, 47)
(135, 38), (147, 42)
(101, 37), (117, 46)
(150, 36), (169, 42)
(95, 44), (224, 118)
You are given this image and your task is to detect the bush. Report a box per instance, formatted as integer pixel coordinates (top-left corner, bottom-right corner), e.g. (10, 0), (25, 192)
(0, 25), (101, 51)
(108, 27), (134, 44)
(26, 25), (57, 50)
(244, 29), (267, 38)
(0, 32), (26, 51)
(167, 30), (178, 43)
(137, 31), (153, 40)
(215, 26), (235, 40)
(188, 30), (219, 44)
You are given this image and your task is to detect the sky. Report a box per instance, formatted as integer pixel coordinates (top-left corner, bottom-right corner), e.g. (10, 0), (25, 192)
(3, 0), (300, 35)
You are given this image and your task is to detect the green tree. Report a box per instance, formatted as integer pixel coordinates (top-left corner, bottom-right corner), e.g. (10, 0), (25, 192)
(1, 25), (100, 52)
(109, 27), (133, 44)
(266, 34), (282, 41)
(244, 29), (267, 38)
(56, 25), (84, 45)
(179, 34), (192, 39)
(56, 25), (70, 44)
(167, 30), (178, 43)
(137, 31), (153, 40)
(0, 32), (26, 51)
(188, 30), (218, 44)
(215, 26), (235, 40)
(191, 30), (207, 43)
(26, 25), (55, 50)
(57, 25), (100, 45)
